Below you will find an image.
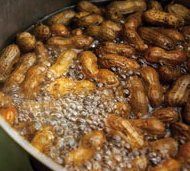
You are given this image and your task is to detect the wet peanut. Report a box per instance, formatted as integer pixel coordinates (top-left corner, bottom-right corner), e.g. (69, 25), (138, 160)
(143, 9), (184, 27)
(149, 158), (181, 171)
(4, 53), (36, 92)
(131, 118), (166, 136)
(16, 32), (36, 52)
(34, 24), (51, 41)
(171, 122), (190, 143)
(77, 1), (102, 15)
(0, 44), (20, 82)
(156, 28), (185, 44)
(182, 26), (190, 42)
(21, 64), (47, 99)
(145, 47), (187, 65)
(95, 69), (119, 87)
(140, 66), (163, 107)
(80, 130), (106, 149)
(152, 107), (179, 124)
(114, 102), (131, 118)
(0, 92), (12, 108)
(177, 141), (190, 165)
(99, 54), (140, 72)
(76, 14), (103, 27)
(183, 96), (190, 124)
(50, 49), (77, 78)
(107, 0), (147, 21)
(124, 12), (148, 51)
(87, 20), (121, 41)
(65, 147), (94, 166)
(48, 9), (76, 25)
(128, 155), (148, 171)
(47, 77), (96, 98)
(106, 114), (145, 149)
(87, 25), (117, 41)
(165, 75), (190, 106)
(31, 126), (54, 152)
(50, 24), (70, 37)
(158, 65), (182, 83)
(35, 41), (51, 66)
(0, 106), (17, 125)
(97, 42), (135, 57)
(101, 20), (122, 32)
(47, 35), (93, 49)
(167, 3), (190, 24)
(150, 137), (178, 157)
(138, 27), (174, 50)
(148, 0), (163, 11)
(126, 76), (149, 117)
(80, 51), (99, 77)
(71, 28), (83, 36)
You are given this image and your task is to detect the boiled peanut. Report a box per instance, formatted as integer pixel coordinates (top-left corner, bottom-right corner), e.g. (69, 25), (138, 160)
(158, 65), (182, 83)
(114, 102), (131, 118)
(48, 9), (76, 25)
(0, 44), (20, 82)
(47, 35), (93, 49)
(65, 147), (94, 166)
(165, 75), (190, 106)
(16, 32), (36, 52)
(124, 12), (148, 51)
(99, 54), (140, 72)
(0, 92), (12, 108)
(0, 106), (17, 125)
(131, 118), (166, 136)
(34, 24), (51, 41)
(171, 122), (190, 143)
(177, 141), (190, 165)
(140, 66), (163, 107)
(35, 41), (51, 66)
(126, 76), (149, 117)
(4, 53), (36, 92)
(148, 0), (163, 11)
(101, 20), (122, 32)
(87, 20), (121, 41)
(80, 130), (106, 149)
(145, 47), (187, 65)
(149, 158), (181, 171)
(47, 77), (96, 98)
(31, 126), (54, 152)
(156, 28), (185, 44)
(76, 14), (103, 27)
(106, 114), (145, 149)
(96, 42), (135, 57)
(21, 64), (47, 99)
(107, 0), (147, 21)
(87, 25), (117, 41)
(138, 27), (174, 50)
(77, 1), (102, 14)
(150, 138), (178, 157)
(182, 26), (190, 42)
(129, 155), (148, 171)
(50, 49), (77, 78)
(183, 96), (190, 124)
(152, 107), (179, 124)
(50, 24), (70, 37)
(80, 51), (99, 77)
(95, 69), (119, 87)
(71, 28), (83, 36)
(143, 9), (184, 27)
(167, 3), (190, 24)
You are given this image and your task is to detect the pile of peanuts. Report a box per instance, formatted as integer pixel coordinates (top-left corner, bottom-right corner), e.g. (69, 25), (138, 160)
(0, 0), (190, 170)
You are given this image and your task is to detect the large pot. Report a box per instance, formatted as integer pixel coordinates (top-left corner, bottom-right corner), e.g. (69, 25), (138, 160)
(0, 0), (189, 171)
